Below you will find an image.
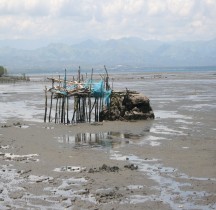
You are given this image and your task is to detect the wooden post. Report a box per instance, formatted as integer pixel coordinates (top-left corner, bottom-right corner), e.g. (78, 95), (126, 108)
(88, 94), (91, 123)
(72, 96), (77, 123)
(95, 98), (99, 122)
(67, 96), (69, 124)
(80, 97), (83, 122)
(62, 69), (67, 124)
(49, 79), (54, 122)
(58, 97), (61, 123)
(83, 97), (86, 122)
(76, 96), (79, 123)
(85, 97), (88, 122)
(89, 68), (94, 123)
(55, 97), (59, 123)
(61, 96), (65, 124)
(78, 66), (81, 83)
(104, 65), (109, 90)
(81, 97), (83, 122)
(44, 86), (48, 122)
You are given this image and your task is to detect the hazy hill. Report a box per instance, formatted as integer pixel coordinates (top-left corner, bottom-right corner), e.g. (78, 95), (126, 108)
(0, 37), (216, 73)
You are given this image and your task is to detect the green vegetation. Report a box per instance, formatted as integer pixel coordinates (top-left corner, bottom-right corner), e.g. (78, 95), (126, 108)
(0, 66), (30, 83)
(0, 66), (7, 77)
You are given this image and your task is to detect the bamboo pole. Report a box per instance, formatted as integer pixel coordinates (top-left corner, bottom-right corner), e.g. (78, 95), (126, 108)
(44, 86), (48, 122)
(62, 69), (67, 124)
(79, 97), (82, 122)
(78, 66), (81, 83)
(76, 96), (80, 122)
(88, 68), (94, 123)
(58, 75), (61, 123)
(83, 97), (86, 122)
(61, 96), (65, 124)
(72, 96), (77, 123)
(85, 97), (89, 122)
(95, 98), (99, 122)
(99, 96), (102, 119)
(104, 65), (109, 90)
(49, 79), (54, 122)
(80, 97), (82, 122)
(58, 97), (61, 123)
(90, 98), (96, 114)
(80, 97), (83, 122)
(55, 97), (59, 123)
(88, 95), (91, 123)
(67, 96), (69, 124)
(94, 98), (96, 122)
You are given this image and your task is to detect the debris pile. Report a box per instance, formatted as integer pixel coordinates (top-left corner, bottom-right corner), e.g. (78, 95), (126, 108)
(99, 90), (154, 121)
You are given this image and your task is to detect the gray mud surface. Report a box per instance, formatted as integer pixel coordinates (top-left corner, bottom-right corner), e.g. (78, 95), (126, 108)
(0, 71), (216, 209)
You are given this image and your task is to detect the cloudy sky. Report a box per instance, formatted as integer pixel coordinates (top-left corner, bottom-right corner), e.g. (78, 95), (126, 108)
(0, 0), (216, 45)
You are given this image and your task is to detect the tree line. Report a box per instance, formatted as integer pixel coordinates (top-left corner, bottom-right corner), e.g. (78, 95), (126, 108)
(0, 66), (7, 77)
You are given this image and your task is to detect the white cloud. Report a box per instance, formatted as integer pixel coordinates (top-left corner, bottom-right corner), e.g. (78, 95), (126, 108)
(167, 0), (195, 16)
(147, 0), (166, 16)
(0, 0), (215, 42)
(102, 0), (144, 17)
(0, 0), (49, 16)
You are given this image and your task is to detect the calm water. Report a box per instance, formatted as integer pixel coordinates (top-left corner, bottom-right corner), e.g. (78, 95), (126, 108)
(1, 70), (216, 126)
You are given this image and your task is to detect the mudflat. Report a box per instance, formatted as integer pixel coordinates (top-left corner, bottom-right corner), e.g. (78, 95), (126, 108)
(0, 71), (216, 209)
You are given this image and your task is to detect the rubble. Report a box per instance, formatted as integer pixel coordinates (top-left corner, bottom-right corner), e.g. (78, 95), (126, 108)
(99, 90), (154, 121)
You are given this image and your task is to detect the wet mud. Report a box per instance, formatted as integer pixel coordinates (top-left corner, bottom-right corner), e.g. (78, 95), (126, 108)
(0, 71), (216, 209)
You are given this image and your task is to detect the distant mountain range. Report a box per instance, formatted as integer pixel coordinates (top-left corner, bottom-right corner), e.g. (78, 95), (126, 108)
(0, 37), (216, 73)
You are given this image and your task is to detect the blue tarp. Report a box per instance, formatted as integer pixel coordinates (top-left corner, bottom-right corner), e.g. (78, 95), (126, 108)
(91, 80), (111, 106)
(52, 79), (111, 106)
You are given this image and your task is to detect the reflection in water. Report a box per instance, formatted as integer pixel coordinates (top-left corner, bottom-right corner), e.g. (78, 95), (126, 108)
(57, 130), (150, 149)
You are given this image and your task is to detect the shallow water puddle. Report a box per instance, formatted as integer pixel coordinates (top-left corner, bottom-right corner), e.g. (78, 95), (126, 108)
(137, 135), (168, 146)
(56, 129), (164, 149)
(0, 164), (25, 206)
(0, 145), (10, 149)
(44, 177), (97, 207)
(150, 124), (187, 136)
(110, 151), (216, 209)
(28, 175), (54, 183)
(19, 125), (30, 129)
(126, 185), (144, 190)
(155, 110), (192, 120)
(175, 119), (193, 125)
(0, 164), (96, 209)
(0, 101), (44, 123)
(182, 103), (216, 111)
(121, 194), (155, 205)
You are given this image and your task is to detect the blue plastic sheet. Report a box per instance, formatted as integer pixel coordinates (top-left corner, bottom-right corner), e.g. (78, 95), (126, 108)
(52, 79), (111, 106)
(91, 80), (111, 106)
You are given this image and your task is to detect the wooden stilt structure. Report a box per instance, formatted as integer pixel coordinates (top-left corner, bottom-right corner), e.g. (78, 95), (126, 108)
(45, 66), (112, 124)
